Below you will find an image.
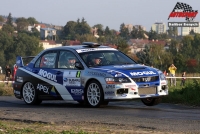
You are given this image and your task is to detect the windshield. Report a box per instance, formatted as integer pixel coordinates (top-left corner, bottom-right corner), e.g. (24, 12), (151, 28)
(79, 50), (137, 67)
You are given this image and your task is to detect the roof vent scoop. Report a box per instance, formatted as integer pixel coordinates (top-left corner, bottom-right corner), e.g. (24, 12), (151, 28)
(82, 42), (101, 48)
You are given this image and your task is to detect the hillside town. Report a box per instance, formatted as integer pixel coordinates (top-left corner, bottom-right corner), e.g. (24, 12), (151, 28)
(0, 13), (200, 74)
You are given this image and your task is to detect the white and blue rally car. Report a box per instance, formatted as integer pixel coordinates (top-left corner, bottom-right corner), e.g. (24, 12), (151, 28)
(13, 42), (168, 107)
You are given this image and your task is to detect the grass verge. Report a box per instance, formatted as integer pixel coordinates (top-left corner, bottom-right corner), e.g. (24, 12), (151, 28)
(0, 120), (90, 134)
(162, 79), (200, 106)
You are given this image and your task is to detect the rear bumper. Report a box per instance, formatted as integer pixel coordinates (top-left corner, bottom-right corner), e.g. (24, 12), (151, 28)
(13, 81), (23, 99)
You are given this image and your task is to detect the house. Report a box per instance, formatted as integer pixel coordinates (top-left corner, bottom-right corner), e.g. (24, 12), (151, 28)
(40, 28), (56, 40)
(128, 39), (167, 54)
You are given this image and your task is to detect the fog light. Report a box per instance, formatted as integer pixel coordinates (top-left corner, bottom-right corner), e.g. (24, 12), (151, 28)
(161, 85), (166, 90)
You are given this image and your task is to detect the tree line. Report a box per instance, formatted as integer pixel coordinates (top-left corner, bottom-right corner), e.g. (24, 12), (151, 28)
(0, 13), (200, 74)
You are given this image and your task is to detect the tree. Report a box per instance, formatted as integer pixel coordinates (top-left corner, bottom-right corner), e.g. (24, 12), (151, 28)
(130, 26), (146, 39)
(15, 17), (29, 31)
(119, 23), (129, 40)
(75, 34), (97, 43)
(104, 26), (111, 36)
(2, 24), (15, 34)
(117, 38), (129, 54)
(167, 27), (178, 37)
(75, 18), (91, 35)
(0, 16), (4, 22)
(63, 21), (77, 40)
(6, 13), (13, 26)
(93, 24), (104, 36)
(148, 27), (158, 40)
(27, 17), (39, 25)
(189, 29), (195, 35)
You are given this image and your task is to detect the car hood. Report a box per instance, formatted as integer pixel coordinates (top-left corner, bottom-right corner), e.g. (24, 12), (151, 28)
(89, 64), (159, 78)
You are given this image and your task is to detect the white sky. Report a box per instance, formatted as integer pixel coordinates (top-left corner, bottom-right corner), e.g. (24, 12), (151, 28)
(1, 0), (200, 31)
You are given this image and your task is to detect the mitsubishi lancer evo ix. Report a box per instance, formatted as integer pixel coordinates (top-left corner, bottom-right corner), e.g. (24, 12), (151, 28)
(13, 42), (168, 108)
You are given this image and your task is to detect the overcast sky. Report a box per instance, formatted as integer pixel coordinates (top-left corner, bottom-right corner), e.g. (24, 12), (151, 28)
(1, 0), (200, 31)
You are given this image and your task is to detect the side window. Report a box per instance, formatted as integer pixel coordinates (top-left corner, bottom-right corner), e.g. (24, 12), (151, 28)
(35, 52), (57, 68)
(58, 51), (79, 69)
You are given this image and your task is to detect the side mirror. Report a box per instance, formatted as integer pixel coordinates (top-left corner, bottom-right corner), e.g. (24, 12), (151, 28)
(75, 62), (84, 70)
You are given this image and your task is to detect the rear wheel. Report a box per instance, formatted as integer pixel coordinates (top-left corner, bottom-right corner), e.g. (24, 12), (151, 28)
(86, 80), (103, 108)
(22, 82), (42, 105)
(141, 98), (162, 106)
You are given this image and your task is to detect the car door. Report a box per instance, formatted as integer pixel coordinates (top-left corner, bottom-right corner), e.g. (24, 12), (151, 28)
(57, 50), (84, 101)
(33, 50), (62, 99)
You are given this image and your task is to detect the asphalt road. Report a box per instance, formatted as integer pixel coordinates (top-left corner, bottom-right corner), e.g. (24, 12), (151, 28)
(0, 96), (200, 133)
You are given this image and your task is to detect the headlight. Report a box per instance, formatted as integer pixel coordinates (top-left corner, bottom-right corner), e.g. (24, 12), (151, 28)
(105, 77), (131, 84)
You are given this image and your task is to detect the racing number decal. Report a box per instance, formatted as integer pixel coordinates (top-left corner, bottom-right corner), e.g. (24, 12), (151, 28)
(76, 71), (81, 78)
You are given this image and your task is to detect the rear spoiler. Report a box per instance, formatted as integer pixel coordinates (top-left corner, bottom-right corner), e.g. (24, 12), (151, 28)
(16, 56), (35, 67)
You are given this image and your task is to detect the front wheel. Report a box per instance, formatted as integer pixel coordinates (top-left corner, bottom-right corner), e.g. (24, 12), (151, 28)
(22, 82), (42, 105)
(141, 98), (162, 106)
(86, 80), (103, 108)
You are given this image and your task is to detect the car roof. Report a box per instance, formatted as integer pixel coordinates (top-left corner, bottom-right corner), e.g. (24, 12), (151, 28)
(45, 43), (114, 51)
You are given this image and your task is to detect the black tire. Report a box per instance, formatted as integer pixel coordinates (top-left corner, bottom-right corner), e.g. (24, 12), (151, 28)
(85, 80), (103, 108)
(22, 82), (42, 105)
(77, 101), (84, 105)
(101, 101), (109, 105)
(141, 98), (162, 106)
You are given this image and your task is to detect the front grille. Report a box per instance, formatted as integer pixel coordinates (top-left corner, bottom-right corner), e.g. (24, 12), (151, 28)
(138, 87), (157, 95)
(132, 76), (159, 82)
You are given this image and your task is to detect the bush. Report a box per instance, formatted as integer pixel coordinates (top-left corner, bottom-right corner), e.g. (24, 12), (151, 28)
(0, 83), (14, 96)
(163, 79), (200, 106)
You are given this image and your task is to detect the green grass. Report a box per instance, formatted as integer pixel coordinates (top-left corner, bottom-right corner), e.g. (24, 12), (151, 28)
(0, 82), (13, 96)
(163, 79), (200, 106)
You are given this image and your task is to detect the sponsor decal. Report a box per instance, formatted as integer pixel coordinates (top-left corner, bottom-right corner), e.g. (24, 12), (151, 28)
(125, 85), (136, 90)
(71, 89), (84, 95)
(38, 69), (57, 82)
(76, 71), (81, 78)
(114, 65), (135, 68)
(130, 71), (156, 76)
(64, 71), (77, 77)
(161, 82), (166, 85)
(115, 73), (122, 77)
(50, 86), (57, 95)
(14, 90), (20, 95)
(106, 85), (115, 89)
(63, 78), (81, 86)
(107, 70), (122, 77)
(43, 57), (55, 66)
(37, 84), (49, 94)
(16, 76), (23, 82)
(121, 94), (127, 97)
(115, 84), (123, 88)
(125, 85), (136, 88)
(87, 72), (106, 77)
(76, 48), (116, 53)
(105, 91), (114, 95)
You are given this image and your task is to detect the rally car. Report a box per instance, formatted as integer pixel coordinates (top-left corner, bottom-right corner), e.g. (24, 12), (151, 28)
(13, 42), (168, 108)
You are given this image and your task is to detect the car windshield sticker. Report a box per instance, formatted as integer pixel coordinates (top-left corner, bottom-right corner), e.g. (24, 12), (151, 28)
(76, 48), (117, 53)
(130, 71), (156, 76)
